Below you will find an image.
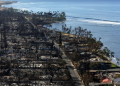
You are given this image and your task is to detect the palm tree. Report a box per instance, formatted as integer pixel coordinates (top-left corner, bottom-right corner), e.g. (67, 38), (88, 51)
(116, 58), (119, 65)
(31, 10), (33, 14)
(103, 47), (111, 57)
(89, 33), (93, 38)
(40, 11), (43, 15)
(62, 25), (64, 31)
(78, 26), (82, 37)
(99, 37), (101, 41)
(75, 27), (77, 38)
(37, 11), (41, 19)
(88, 31), (92, 38)
(110, 51), (114, 58)
(61, 12), (66, 20)
(86, 31), (89, 38)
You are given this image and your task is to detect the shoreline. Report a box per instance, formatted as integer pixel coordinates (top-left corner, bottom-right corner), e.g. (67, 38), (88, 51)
(0, 1), (18, 5)
(0, 4), (120, 85)
(0, 1), (18, 10)
(0, 0), (119, 67)
(45, 24), (119, 67)
(46, 24), (119, 67)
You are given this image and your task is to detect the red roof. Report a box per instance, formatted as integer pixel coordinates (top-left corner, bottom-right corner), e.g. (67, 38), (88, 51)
(37, 25), (42, 26)
(102, 78), (111, 83)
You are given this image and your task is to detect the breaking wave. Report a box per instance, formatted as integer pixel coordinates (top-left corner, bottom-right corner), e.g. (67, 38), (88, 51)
(67, 16), (120, 25)
(79, 20), (120, 25)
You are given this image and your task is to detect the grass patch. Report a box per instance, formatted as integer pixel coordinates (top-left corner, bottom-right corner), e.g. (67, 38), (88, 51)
(111, 63), (116, 67)
(111, 63), (119, 67)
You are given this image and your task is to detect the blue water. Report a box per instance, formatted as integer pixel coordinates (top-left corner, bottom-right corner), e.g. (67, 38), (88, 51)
(3, 0), (120, 64)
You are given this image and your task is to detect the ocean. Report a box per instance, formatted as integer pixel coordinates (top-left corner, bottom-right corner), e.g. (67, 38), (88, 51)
(3, 0), (120, 64)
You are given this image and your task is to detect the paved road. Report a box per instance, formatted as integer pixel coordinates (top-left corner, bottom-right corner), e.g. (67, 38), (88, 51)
(25, 17), (84, 86)
(54, 42), (84, 86)
(24, 17), (37, 29)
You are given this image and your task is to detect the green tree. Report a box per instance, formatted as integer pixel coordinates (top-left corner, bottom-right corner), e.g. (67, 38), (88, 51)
(103, 47), (110, 57)
(110, 51), (114, 58)
(117, 58), (120, 65)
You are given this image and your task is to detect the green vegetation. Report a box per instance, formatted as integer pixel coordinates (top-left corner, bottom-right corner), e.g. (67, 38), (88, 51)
(103, 47), (115, 59)
(111, 63), (119, 68)
(53, 11), (66, 21)
(4, 7), (66, 23)
(111, 63), (116, 67)
(59, 24), (119, 85)
(3, 6), (119, 85)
